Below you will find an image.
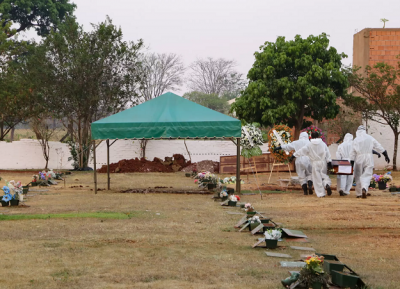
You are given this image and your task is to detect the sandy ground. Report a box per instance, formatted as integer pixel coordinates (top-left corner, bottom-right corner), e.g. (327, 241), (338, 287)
(0, 171), (398, 288)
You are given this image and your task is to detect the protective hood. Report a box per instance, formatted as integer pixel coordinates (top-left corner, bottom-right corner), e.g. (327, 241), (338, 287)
(357, 125), (366, 131)
(344, 133), (353, 143)
(356, 129), (366, 138)
(299, 132), (309, 141)
(310, 138), (323, 145)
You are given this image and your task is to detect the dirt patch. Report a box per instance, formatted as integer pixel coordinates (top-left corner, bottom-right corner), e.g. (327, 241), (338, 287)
(181, 160), (219, 173)
(98, 154), (191, 173)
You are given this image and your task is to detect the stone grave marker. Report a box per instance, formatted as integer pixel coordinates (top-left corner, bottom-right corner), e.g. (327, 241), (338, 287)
(280, 261), (306, 268)
(290, 246), (315, 251)
(266, 252), (292, 258)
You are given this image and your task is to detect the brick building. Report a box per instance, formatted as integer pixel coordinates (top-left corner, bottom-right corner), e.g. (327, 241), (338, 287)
(353, 28), (400, 71)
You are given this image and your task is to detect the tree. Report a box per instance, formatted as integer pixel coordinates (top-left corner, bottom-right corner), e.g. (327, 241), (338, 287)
(0, 20), (36, 140)
(25, 17), (144, 169)
(187, 57), (244, 96)
(139, 52), (185, 102)
(232, 33), (349, 140)
(31, 116), (59, 169)
(320, 104), (360, 143)
(183, 91), (230, 114)
(0, 0), (76, 37)
(381, 18), (389, 28)
(344, 62), (400, 170)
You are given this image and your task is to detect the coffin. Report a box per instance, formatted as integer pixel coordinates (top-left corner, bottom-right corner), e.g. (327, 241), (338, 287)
(331, 159), (353, 175)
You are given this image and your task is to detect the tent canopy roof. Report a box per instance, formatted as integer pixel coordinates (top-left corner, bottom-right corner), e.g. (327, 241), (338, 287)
(91, 92), (241, 140)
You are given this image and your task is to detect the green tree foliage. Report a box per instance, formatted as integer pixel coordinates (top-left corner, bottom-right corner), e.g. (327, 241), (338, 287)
(232, 33), (348, 139)
(0, 20), (36, 140)
(0, 0), (76, 37)
(24, 17), (144, 168)
(344, 62), (400, 170)
(183, 91), (230, 114)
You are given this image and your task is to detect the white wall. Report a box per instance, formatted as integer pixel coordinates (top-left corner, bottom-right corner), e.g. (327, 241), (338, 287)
(89, 140), (271, 167)
(364, 120), (399, 170)
(0, 139), (74, 170)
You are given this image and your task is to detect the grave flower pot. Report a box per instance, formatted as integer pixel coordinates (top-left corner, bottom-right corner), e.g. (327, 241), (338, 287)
(207, 183), (216, 190)
(1, 201), (9, 207)
(185, 173), (191, 177)
(10, 199), (19, 206)
(378, 181), (386, 190)
(331, 270), (359, 288)
(227, 188), (234, 194)
(228, 201), (237, 207)
(389, 187), (397, 192)
(311, 282), (323, 289)
(369, 183), (376, 188)
(323, 260), (345, 274)
(265, 239), (278, 249)
(31, 182), (38, 187)
(22, 186), (29, 195)
(221, 196), (228, 201)
(249, 222), (261, 231)
(247, 211), (256, 218)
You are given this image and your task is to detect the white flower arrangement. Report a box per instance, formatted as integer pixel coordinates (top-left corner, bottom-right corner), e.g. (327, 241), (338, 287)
(264, 228), (282, 240)
(229, 195), (238, 202)
(249, 215), (261, 224)
(240, 124), (264, 159)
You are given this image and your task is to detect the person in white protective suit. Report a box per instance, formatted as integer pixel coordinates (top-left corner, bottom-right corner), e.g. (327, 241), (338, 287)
(291, 131), (333, 198)
(336, 133), (354, 196)
(274, 132), (313, 195)
(350, 125), (390, 199)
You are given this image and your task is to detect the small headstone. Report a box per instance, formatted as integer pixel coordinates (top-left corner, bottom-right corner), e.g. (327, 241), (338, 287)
(227, 212), (244, 215)
(290, 246), (316, 251)
(266, 252), (293, 258)
(251, 223), (264, 235)
(252, 238), (265, 248)
(239, 222), (250, 232)
(220, 200), (229, 206)
(280, 261), (306, 268)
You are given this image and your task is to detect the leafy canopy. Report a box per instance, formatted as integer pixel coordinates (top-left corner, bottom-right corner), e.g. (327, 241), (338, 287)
(232, 33), (348, 137)
(0, 0), (76, 37)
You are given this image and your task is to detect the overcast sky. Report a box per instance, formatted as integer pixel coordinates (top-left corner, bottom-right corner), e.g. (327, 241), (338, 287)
(25, 0), (400, 93)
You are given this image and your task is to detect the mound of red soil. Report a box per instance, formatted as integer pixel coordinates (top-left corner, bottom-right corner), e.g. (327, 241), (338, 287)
(181, 160), (219, 173)
(97, 154), (191, 173)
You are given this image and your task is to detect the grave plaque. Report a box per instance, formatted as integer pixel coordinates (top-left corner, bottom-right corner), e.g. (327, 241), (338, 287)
(252, 238), (265, 248)
(280, 261), (306, 268)
(282, 229), (308, 238)
(251, 223), (264, 235)
(266, 252), (292, 258)
(234, 216), (248, 228)
(290, 246), (315, 251)
(239, 222), (250, 232)
(220, 200), (229, 206)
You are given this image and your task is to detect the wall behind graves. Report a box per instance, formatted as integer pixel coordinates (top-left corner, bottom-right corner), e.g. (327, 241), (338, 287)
(0, 139), (73, 170)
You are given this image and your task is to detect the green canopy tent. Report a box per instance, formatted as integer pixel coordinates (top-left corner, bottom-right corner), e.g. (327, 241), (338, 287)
(91, 92), (242, 194)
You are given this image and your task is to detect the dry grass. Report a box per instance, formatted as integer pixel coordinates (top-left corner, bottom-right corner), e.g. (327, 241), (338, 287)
(3, 129), (67, 142)
(0, 171), (398, 288)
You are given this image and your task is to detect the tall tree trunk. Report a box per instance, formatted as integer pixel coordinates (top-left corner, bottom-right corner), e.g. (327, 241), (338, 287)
(140, 140), (148, 159)
(10, 127), (15, 142)
(393, 131), (398, 171)
(0, 120), (3, 141)
(294, 106), (305, 140)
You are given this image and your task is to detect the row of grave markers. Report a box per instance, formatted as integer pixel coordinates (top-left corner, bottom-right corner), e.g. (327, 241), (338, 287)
(215, 193), (367, 289)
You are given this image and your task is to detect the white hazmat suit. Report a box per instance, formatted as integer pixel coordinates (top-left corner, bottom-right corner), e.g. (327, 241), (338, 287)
(281, 132), (312, 186)
(294, 138), (332, 197)
(350, 128), (386, 197)
(336, 133), (354, 195)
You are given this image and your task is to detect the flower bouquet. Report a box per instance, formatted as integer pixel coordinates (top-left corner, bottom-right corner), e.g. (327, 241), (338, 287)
(2, 181), (23, 206)
(298, 255), (329, 289)
(301, 125), (327, 144)
(369, 176), (376, 188)
(219, 189), (228, 201)
(195, 172), (220, 190)
(373, 172), (392, 190)
(228, 194), (238, 206)
(244, 203), (254, 212)
(268, 124), (293, 163)
(264, 228), (282, 248)
(240, 123), (264, 159)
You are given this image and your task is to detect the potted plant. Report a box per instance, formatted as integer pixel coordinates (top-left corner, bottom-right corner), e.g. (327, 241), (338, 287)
(219, 190), (228, 201)
(2, 186), (13, 207)
(297, 255), (329, 289)
(248, 215), (261, 231)
(373, 173), (392, 190)
(244, 203), (254, 212)
(228, 195), (238, 206)
(369, 177), (376, 188)
(389, 185), (397, 192)
(264, 228), (282, 249)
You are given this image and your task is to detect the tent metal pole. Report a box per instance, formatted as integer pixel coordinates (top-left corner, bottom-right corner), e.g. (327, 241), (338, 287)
(93, 140), (97, 194)
(236, 137), (241, 194)
(107, 139), (110, 190)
